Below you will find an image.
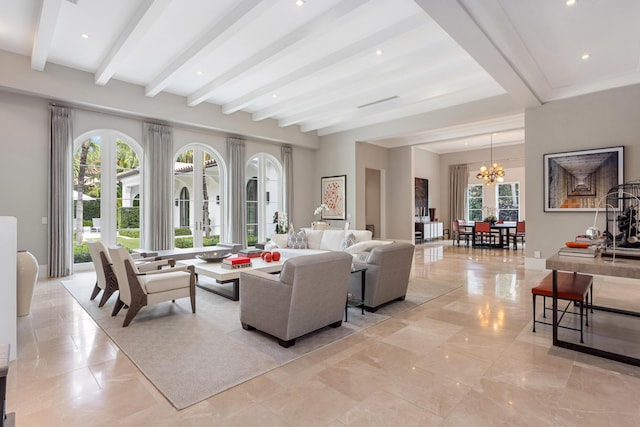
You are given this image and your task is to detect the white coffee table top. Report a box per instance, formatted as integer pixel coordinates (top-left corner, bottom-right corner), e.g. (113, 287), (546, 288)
(178, 257), (286, 281)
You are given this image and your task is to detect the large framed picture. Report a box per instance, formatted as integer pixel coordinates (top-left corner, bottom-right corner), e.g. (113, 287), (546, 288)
(321, 175), (346, 220)
(544, 146), (624, 212)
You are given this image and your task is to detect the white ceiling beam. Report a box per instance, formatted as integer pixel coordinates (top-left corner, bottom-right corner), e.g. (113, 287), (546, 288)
(221, 14), (426, 115)
(146, 0), (267, 98)
(31, 0), (64, 71)
(252, 43), (459, 122)
(278, 58), (480, 128)
(318, 93), (521, 143)
(187, 0), (369, 107)
(458, 0), (551, 102)
(414, 0), (541, 108)
(94, 0), (173, 86)
(380, 113), (525, 147)
(312, 83), (503, 135)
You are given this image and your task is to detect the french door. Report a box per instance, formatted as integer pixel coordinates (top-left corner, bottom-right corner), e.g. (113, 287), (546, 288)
(175, 145), (224, 247)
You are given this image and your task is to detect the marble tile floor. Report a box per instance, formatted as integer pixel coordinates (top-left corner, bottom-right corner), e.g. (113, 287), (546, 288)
(7, 242), (640, 426)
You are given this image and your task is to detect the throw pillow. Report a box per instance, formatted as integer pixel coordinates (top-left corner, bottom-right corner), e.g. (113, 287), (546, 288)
(287, 228), (308, 249)
(343, 239), (393, 254)
(340, 232), (356, 250)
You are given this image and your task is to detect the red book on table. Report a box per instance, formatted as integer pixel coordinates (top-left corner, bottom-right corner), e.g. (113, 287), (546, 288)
(222, 256), (251, 265)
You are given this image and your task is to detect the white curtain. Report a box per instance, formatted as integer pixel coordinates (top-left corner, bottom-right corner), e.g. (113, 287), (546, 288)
(227, 137), (247, 247)
(449, 164), (469, 230)
(142, 122), (174, 250)
(281, 145), (293, 227)
(48, 105), (74, 277)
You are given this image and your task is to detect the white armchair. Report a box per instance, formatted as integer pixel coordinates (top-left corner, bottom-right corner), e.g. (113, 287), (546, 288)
(108, 247), (196, 327)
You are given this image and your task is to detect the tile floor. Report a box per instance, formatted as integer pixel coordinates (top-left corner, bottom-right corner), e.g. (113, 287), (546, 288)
(6, 242), (640, 426)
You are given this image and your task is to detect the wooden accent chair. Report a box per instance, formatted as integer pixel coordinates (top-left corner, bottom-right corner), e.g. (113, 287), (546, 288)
(108, 247), (196, 327)
(88, 241), (119, 307)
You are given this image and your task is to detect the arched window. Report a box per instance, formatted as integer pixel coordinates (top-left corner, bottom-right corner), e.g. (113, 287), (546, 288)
(175, 144), (226, 248)
(246, 153), (283, 244)
(73, 130), (142, 262)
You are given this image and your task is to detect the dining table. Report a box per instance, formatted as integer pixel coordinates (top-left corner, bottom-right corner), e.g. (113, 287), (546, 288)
(467, 222), (519, 249)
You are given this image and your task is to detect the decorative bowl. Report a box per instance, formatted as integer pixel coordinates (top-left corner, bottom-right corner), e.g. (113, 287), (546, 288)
(196, 252), (231, 263)
(565, 241), (590, 249)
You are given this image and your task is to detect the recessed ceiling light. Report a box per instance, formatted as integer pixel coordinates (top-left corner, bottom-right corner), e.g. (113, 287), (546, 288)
(375, 49), (383, 56)
(272, 93), (278, 99)
(80, 33), (89, 39)
(581, 53), (590, 60)
(566, 0), (576, 6)
(295, 0), (305, 6)
(196, 70), (203, 75)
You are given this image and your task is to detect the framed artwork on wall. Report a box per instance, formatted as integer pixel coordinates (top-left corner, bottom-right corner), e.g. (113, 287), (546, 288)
(321, 175), (346, 220)
(414, 177), (428, 218)
(544, 146), (624, 212)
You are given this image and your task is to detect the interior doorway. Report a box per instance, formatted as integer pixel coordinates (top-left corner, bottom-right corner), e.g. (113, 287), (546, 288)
(365, 168), (382, 238)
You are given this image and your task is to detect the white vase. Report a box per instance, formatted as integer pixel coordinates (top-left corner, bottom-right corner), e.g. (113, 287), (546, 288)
(271, 233), (288, 248)
(17, 250), (38, 317)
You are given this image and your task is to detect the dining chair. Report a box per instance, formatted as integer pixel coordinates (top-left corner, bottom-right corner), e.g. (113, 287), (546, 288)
(511, 221), (526, 248)
(474, 221), (496, 247)
(453, 220), (472, 246)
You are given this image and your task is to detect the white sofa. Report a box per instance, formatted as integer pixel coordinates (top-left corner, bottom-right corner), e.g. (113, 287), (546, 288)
(265, 228), (392, 258)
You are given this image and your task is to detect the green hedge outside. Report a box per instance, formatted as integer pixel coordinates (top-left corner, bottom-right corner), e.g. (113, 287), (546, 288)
(174, 235), (220, 248)
(74, 242), (92, 263)
(175, 227), (191, 236)
(119, 207), (139, 229)
(119, 229), (139, 238)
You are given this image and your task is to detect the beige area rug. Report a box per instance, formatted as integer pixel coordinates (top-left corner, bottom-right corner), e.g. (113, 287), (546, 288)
(62, 274), (459, 410)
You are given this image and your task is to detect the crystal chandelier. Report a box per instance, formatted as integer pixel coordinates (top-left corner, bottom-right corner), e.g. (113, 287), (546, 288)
(476, 134), (505, 186)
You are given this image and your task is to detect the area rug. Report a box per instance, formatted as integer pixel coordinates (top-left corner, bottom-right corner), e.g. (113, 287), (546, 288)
(62, 273), (459, 410)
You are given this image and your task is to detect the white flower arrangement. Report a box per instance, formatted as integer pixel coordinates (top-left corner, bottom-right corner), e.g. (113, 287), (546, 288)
(314, 204), (327, 220)
(273, 211), (288, 234)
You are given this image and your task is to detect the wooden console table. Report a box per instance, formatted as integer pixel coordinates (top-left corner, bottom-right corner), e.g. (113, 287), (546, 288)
(546, 253), (640, 366)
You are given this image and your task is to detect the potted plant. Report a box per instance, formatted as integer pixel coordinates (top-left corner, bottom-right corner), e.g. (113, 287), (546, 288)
(271, 212), (289, 248)
(274, 211), (288, 234)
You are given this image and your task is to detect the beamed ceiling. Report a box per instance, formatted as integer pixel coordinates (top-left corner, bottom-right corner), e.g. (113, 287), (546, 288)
(1, 0), (639, 153)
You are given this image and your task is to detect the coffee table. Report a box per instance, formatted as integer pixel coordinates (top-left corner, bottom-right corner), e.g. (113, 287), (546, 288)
(178, 257), (286, 301)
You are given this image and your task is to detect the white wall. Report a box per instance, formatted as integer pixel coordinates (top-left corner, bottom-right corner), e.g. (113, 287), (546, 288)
(413, 147), (441, 219)
(355, 142), (389, 234)
(316, 135), (356, 230)
(387, 146), (414, 241)
(0, 92), (49, 264)
(525, 83), (640, 268)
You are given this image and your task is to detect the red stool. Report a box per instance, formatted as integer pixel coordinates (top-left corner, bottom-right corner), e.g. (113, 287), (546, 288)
(532, 272), (593, 343)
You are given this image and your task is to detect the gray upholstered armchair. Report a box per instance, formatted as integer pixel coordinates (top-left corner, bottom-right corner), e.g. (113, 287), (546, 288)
(239, 251), (353, 347)
(349, 242), (415, 312)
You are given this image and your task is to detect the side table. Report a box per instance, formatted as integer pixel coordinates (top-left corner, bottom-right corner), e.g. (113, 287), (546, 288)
(345, 267), (367, 322)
